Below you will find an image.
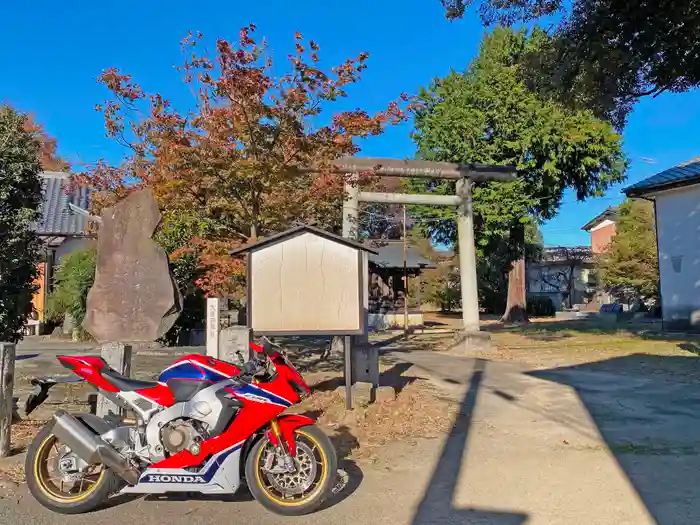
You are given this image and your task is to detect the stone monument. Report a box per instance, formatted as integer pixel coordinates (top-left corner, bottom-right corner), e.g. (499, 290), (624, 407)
(83, 188), (182, 415)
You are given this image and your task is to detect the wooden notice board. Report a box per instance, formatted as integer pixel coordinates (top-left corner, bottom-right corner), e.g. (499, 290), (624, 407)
(231, 225), (376, 337)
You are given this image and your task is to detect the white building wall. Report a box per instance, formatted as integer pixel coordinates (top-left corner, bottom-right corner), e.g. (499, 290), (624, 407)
(655, 184), (700, 330)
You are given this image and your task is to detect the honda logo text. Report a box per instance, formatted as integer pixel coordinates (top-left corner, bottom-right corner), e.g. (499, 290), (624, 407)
(145, 474), (206, 483)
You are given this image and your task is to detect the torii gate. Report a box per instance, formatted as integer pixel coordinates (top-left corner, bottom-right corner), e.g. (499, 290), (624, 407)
(306, 157), (516, 396)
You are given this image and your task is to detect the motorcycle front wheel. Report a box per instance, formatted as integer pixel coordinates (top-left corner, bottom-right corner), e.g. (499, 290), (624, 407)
(25, 420), (120, 514)
(245, 424), (338, 516)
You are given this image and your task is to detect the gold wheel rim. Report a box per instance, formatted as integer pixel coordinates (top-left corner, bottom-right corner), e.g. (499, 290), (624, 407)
(33, 434), (105, 503)
(254, 429), (329, 507)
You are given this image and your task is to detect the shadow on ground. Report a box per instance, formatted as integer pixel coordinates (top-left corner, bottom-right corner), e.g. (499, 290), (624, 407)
(481, 318), (693, 344)
(411, 359), (527, 524)
(144, 491), (253, 503)
(320, 459), (364, 511)
(310, 361), (419, 394)
(529, 352), (700, 524)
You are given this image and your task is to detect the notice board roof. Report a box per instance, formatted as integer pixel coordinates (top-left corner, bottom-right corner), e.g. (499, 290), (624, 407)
(229, 224), (378, 256)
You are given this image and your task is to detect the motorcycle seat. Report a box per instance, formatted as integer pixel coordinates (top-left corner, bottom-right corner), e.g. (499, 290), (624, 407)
(102, 369), (159, 391)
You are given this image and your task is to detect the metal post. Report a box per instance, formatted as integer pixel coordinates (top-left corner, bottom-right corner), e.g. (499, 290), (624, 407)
(344, 336), (352, 410)
(456, 178), (480, 332)
(0, 343), (15, 457)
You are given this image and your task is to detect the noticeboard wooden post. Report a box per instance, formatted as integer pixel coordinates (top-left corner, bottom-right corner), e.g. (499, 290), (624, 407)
(230, 225), (377, 409)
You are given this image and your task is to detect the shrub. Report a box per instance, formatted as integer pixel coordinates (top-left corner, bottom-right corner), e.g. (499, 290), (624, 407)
(47, 247), (97, 327)
(527, 296), (555, 317)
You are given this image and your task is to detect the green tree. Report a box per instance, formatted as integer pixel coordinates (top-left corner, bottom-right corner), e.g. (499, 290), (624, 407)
(408, 27), (626, 320)
(478, 221), (543, 314)
(439, 0), (700, 128)
(598, 198), (658, 301)
(154, 213), (214, 346)
(47, 247), (97, 330)
(0, 105), (44, 343)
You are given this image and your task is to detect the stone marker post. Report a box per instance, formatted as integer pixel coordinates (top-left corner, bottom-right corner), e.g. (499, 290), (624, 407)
(96, 342), (132, 417)
(206, 297), (220, 358)
(0, 343), (16, 457)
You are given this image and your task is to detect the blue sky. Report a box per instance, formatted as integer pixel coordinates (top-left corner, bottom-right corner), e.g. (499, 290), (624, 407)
(2, 0), (699, 247)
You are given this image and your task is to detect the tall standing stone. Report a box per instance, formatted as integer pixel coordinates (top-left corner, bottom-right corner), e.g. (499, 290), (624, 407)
(82, 189), (182, 414)
(83, 189), (182, 343)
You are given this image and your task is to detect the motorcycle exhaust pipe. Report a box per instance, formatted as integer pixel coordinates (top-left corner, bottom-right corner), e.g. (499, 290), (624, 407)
(51, 411), (140, 485)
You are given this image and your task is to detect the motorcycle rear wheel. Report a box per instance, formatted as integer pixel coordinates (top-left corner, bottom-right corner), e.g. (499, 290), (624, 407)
(245, 424), (337, 516)
(26, 420), (121, 514)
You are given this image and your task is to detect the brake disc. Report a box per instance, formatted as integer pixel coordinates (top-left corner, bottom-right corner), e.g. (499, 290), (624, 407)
(263, 441), (317, 496)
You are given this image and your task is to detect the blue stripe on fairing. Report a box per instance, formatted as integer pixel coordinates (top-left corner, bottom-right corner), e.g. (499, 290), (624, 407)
(234, 383), (292, 407)
(139, 443), (243, 483)
(158, 362), (229, 383)
(200, 444), (241, 481)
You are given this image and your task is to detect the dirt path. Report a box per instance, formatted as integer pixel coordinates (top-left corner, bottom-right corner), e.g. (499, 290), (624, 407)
(4, 332), (700, 523)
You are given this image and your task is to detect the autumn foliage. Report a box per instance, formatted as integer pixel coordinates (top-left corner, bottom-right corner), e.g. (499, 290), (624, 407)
(78, 25), (408, 296)
(24, 115), (70, 171)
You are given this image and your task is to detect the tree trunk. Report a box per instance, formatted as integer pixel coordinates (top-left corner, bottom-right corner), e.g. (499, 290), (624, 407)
(568, 264), (575, 308)
(501, 257), (529, 323)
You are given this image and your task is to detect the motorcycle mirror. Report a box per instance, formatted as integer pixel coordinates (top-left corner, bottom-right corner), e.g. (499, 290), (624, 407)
(249, 342), (265, 354)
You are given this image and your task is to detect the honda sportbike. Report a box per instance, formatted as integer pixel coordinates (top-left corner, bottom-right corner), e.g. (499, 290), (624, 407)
(24, 342), (337, 516)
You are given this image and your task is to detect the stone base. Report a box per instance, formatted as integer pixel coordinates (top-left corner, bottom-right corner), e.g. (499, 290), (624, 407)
(375, 385), (397, 403)
(451, 330), (492, 354)
(97, 342), (132, 417)
(352, 381), (374, 406)
(219, 326), (252, 364)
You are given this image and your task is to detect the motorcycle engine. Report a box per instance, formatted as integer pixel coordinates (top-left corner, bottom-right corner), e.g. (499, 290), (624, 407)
(160, 419), (205, 455)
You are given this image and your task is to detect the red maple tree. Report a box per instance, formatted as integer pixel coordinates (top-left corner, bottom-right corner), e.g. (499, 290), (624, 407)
(79, 26), (410, 296)
(24, 115), (70, 171)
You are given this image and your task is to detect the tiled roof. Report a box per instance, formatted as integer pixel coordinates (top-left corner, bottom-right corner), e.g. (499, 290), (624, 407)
(624, 156), (700, 197)
(35, 172), (91, 235)
(581, 206), (619, 231)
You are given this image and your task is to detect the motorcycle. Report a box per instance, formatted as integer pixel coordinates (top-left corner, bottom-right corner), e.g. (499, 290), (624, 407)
(24, 341), (337, 516)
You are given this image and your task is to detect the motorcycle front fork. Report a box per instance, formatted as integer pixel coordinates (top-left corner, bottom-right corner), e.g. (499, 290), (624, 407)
(269, 419), (296, 472)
